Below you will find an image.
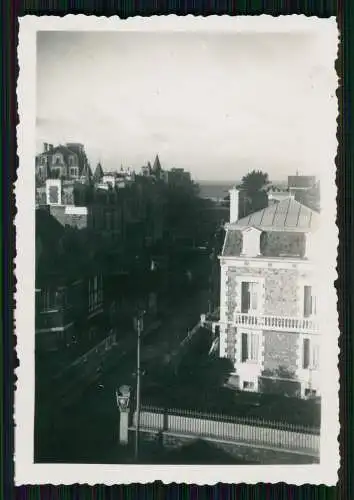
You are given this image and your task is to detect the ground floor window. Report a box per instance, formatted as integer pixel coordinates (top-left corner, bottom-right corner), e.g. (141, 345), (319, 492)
(302, 337), (320, 370)
(241, 332), (260, 363)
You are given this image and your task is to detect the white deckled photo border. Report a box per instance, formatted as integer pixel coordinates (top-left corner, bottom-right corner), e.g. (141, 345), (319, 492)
(15, 14), (339, 485)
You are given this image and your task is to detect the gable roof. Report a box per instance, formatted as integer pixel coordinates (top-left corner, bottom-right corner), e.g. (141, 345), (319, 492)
(230, 197), (319, 233)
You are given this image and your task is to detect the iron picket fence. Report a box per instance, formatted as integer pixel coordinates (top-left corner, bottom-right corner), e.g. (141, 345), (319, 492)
(133, 404), (320, 456)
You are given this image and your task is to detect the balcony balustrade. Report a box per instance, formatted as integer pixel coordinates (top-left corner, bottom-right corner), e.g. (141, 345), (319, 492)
(36, 306), (73, 332)
(232, 313), (318, 333)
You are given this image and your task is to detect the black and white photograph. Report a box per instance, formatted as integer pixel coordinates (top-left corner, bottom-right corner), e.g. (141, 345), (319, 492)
(15, 15), (338, 485)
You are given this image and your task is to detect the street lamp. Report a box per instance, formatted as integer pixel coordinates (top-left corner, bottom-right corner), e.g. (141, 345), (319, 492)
(115, 384), (131, 445)
(133, 310), (145, 462)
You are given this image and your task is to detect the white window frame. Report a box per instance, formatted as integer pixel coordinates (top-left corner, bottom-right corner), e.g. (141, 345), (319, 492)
(236, 276), (264, 315)
(299, 281), (317, 319)
(301, 335), (320, 371)
(238, 329), (261, 365)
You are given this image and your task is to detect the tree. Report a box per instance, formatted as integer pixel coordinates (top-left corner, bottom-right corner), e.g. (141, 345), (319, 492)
(238, 170), (270, 216)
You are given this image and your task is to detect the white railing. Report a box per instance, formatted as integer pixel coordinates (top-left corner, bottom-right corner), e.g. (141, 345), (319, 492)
(233, 313), (318, 333)
(131, 407), (320, 458)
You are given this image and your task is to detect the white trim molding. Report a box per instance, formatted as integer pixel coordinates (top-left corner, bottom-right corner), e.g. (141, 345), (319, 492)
(235, 328), (263, 392)
(219, 255), (313, 272)
(234, 275), (265, 315)
(296, 333), (321, 397)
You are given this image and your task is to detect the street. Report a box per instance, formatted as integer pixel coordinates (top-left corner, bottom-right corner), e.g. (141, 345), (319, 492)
(35, 287), (210, 463)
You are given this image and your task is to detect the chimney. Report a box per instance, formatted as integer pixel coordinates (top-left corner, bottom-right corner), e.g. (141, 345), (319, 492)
(49, 144), (53, 152)
(229, 188), (239, 223)
(43, 142), (48, 152)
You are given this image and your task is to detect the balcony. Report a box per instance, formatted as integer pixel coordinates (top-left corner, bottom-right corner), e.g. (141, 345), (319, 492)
(36, 307), (73, 333)
(233, 313), (318, 333)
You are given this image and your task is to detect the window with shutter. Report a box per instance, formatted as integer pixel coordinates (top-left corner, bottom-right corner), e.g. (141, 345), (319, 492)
(241, 333), (248, 362)
(250, 283), (258, 311)
(241, 282), (250, 313)
(303, 286), (312, 317)
(303, 338), (310, 369)
(250, 333), (259, 361)
(241, 281), (259, 313)
(241, 332), (259, 363)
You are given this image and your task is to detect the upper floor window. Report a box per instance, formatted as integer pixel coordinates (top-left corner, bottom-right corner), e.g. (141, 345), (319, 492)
(38, 289), (65, 312)
(89, 275), (103, 312)
(303, 285), (317, 318)
(241, 281), (260, 314)
(68, 156), (75, 166)
(53, 155), (62, 165)
(40, 156), (46, 165)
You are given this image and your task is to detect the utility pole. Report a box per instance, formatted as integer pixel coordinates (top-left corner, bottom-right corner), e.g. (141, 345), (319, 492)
(134, 311), (144, 462)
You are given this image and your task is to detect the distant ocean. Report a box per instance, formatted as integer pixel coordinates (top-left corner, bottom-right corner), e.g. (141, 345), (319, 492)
(197, 181), (237, 200)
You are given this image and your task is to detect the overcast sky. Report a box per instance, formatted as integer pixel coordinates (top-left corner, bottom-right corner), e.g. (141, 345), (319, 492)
(36, 28), (337, 182)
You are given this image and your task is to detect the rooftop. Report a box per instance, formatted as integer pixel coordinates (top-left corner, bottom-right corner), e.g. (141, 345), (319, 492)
(229, 198), (319, 233)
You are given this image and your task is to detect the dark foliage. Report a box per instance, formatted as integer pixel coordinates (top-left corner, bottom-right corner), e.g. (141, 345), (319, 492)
(238, 169), (270, 216)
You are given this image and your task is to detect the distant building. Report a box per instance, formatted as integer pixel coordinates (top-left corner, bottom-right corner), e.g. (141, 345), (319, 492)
(99, 166), (135, 189)
(140, 156), (163, 180)
(288, 175), (320, 212)
(36, 142), (93, 183)
(215, 188), (320, 399)
(35, 207), (104, 352)
(141, 161), (153, 177)
(288, 175), (316, 195)
(163, 168), (192, 187)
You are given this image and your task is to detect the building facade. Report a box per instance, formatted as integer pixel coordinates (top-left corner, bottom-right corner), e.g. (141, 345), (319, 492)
(36, 142), (93, 183)
(216, 188), (320, 399)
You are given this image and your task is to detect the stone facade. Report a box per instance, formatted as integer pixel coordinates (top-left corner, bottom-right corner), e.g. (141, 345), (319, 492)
(262, 330), (298, 374)
(219, 260), (318, 397)
(225, 265), (311, 317)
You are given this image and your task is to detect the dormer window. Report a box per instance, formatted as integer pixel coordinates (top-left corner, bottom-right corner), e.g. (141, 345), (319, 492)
(241, 227), (262, 257)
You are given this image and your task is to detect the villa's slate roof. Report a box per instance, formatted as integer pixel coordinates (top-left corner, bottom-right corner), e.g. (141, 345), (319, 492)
(230, 198), (319, 233)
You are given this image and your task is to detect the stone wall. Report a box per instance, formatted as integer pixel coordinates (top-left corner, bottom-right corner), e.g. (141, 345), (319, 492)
(259, 377), (301, 398)
(137, 430), (318, 464)
(263, 330), (298, 374)
(226, 266), (310, 317)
